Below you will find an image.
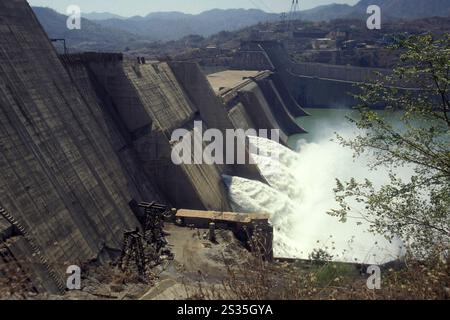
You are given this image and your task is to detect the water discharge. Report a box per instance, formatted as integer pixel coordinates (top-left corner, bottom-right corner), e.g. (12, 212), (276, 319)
(225, 115), (408, 265)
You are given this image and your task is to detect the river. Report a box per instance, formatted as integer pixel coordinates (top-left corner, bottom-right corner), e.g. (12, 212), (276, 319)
(225, 108), (407, 264)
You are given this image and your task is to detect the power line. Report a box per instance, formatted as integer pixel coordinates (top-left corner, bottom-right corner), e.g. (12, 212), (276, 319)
(248, 0), (275, 13)
(257, 0), (275, 13)
(249, 0), (263, 11)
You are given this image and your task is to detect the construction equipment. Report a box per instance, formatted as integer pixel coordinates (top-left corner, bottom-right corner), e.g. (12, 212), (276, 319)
(118, 228), (146, 279)
(118, 202), (173, 279)
(289, 0), (300, 19)
(139, 202), (173, 244)
(287, 0), (300, 31)
(139, 202), (174, 254)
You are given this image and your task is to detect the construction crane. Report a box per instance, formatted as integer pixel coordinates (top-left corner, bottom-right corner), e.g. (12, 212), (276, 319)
(290, 0), (300, 17)
(288, 0), (300, 31)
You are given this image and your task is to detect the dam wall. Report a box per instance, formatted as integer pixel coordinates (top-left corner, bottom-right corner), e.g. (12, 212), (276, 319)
(0, 0), (142, 291)
(234, 41), (394, 108)
(61, 55), (232, 211)
(295, 76), (362, 108)
(231, 42), (275, 71)
(61, 54), (164, 203)
(238, 82), (289, 144)
(0, 0), (307, 292)
(0, 216), (60, 293)
(269, 73), (310, 117)
(209, 70), (308, 146)
(0, 0), (232, 291)
(228, 103), (256, 131)
(256, 78), (307, 135)
(168, 62), (234, 134)
(289, 61), (390, 82)
(169, 62), (264, 182)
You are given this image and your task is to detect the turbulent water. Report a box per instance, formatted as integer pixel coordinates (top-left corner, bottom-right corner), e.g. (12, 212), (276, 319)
(225, 115), (408, 265)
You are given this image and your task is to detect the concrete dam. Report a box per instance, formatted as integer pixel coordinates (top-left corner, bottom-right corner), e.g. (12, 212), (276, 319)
(0, 0), (307, 293)
(232, 41), (394, 108)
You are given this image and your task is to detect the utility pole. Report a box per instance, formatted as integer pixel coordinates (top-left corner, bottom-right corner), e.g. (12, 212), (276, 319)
(280, 12), (287, 25)
(50, 39), (68, 54)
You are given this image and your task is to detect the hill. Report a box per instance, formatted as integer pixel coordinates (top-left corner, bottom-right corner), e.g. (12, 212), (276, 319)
(300, 4), (354, 21)
(32, 7), (146, 52)
(300, 0), (450, 22)
(95, 9), (279, 41)
(32, 1), (450, 52)
(82, 12), (127, 20)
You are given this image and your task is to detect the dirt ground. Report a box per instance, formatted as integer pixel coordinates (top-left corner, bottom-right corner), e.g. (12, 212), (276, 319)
(21, 223), (251, 300)
(140, 223), (250, 300)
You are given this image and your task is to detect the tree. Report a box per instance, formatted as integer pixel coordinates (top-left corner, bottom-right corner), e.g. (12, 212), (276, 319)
(330, 33), (450, 258)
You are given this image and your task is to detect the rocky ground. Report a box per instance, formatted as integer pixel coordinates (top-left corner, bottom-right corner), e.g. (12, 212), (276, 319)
(7, 224), (252, 300)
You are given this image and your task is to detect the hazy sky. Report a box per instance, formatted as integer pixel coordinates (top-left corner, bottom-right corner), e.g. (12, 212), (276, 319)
(27, 0), (359, 16)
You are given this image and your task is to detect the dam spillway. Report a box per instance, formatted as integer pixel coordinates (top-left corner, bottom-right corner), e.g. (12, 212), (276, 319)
(207, 70), (308, 145)
(0, 0), (307, 293)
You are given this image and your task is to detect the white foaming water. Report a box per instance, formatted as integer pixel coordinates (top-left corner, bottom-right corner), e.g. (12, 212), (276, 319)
(225, 127), (408, 265)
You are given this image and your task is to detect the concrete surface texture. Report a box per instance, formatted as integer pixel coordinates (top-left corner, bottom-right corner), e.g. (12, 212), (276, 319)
(0, 0), (140, 291)
(228, 103), (256, 131)
(208, 69), (308, 145)
(237, 82), (289, 144)
(234, 41), (394, 108)
(231, 42), (275, 71)
(0, 0), (308, 294)
(60, 54), (232, 211)
(61, 54), (164, 204)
